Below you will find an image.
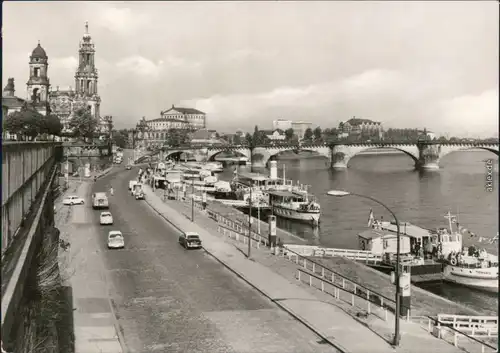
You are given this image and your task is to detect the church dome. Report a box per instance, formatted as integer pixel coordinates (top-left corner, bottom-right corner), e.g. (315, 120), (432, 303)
(31, 43), (48, 59)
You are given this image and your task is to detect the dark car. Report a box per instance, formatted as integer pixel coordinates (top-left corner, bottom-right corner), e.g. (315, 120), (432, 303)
(179, 232), (202, 249)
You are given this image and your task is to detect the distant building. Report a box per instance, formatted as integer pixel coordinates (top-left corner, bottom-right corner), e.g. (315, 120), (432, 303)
(146, 116), (190, 131)
(273, 119), (293, 132)
(190, 129), (220, 145)
(291, 121), (313, 141)
(2, 78), (30, 140)
(263, 129), (286, 142)
(341, 118), (383, 135)
(49, 23), (105, 135)
(160, 104), (206, 130)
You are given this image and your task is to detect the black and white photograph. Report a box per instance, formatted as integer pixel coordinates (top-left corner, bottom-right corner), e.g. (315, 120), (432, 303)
(1, 2), (498, 353)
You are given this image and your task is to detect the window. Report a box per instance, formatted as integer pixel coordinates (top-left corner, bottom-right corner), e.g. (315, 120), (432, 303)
(34, 67), (40, 77)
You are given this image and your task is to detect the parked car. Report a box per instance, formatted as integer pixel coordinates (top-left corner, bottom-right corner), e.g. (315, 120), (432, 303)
(107, 231), (124, 249)
(126, 165), (132, 170)
(62, 195), (85, 205)
(99, 211), (113, 225)
(178, 232), (202, 249)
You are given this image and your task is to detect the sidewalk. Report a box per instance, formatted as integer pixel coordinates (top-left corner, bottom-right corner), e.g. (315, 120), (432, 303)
(57, 182), (123, 353)
(143, 185), (462, 353)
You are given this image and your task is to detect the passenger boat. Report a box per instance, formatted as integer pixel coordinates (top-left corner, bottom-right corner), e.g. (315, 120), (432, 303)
(231, 161), (321, 226)
(268, 189), (320, 225)
(438, 212), (498, 293)
(359, 212), (498, 292)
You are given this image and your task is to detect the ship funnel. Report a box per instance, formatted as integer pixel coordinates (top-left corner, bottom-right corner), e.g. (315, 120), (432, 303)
(269, 161), (278, 179)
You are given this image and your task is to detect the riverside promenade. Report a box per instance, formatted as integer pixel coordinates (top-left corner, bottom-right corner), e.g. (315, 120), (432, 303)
(143, 184), (464, 353)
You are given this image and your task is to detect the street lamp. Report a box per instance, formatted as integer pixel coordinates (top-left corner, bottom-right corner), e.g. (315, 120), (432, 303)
(247, 187), (253, 258)
(326, 190), (402, 347)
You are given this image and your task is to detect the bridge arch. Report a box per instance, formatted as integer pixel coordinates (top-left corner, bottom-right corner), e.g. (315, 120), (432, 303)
(252, 145), (331, 168)
(331, 144), (420, 169)
(423, 144), (500, 169)
(206, 148), (251, 162)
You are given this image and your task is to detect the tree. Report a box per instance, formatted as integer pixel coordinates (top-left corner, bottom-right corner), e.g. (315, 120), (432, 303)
(244, 132), (253, 147)
(303, 128), (313, 142)
(69, 107), (98, 142)
(166, 128), (189, 147)
(233, 133), (242, 145)
(112, 129), (129, 148)
(313, 127), (322, 142)
(3, 105), (44, 140)
(284, 128), (295, 141)
(43, 114), (63, 138)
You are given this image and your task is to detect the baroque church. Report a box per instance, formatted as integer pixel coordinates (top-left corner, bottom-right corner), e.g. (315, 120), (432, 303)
(49, 22), (106, 134)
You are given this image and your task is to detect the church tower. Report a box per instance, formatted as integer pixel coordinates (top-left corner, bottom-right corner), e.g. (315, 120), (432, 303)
(26, 42), (51, 115)
(74, 22), (101, 121)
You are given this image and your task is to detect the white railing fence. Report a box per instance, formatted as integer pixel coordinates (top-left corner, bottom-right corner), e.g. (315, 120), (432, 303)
(410, 316), (498, 353)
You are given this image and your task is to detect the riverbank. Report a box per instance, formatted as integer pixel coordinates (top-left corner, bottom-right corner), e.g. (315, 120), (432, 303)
(142, 184), (465, 353)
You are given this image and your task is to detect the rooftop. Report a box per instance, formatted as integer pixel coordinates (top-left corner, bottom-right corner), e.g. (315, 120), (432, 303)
(31, 43), (48, 60)
(162, 104), (205, 115)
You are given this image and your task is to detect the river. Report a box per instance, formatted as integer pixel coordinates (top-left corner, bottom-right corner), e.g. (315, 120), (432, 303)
(217, 150), (499, 314)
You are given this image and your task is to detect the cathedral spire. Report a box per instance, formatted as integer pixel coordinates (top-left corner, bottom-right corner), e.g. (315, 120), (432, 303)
(85, 21), (88, 34)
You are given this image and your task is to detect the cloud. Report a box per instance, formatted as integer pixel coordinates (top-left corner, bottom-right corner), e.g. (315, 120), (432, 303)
(95, 7), (148, 35)
(51, 56), (78, 72)
(183, 69), (405, 122)
(116, 56), (161, 77)
(437, 89), (499, 137)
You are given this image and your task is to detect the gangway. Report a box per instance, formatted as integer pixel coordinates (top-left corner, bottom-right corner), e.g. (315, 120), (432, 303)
(284, 244), (383, 263)
(437, 314), (498, 337)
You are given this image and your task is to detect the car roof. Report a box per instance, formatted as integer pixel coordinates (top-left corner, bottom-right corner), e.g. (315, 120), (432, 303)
(101, 211), (112, 215)
(185, 232), (199, 236)
(68, 195), (79, 198)
(94, 192), (107, 197)
(108, 230), (122, 235)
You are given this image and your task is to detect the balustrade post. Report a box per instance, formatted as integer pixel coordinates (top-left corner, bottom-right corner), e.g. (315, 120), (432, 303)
(309, 275), (312, 286)
(331, 273), (335, 283)
(303, 258), (307, 269)
(312, 262), (315, 273)
(453, 332), (458, 347)
(321, 267), (325, 278)
(321, 281), (324, 292)
(351, 294), (355, 306)
(342, 278), (345, 289)
(297, 270), (301, 281)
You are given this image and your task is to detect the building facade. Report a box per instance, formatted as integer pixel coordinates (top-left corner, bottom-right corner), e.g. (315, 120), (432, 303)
(146, 117), (190, 130)
(49, 22), (105, 135)
(160, 105), (206, 130)
(273, 119), (292, 131)
(26, 43), (51, 116)
(341, 118), (383, 134)
(291, 121), (313, 141)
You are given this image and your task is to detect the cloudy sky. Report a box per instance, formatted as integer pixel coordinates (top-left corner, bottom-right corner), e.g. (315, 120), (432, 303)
(3, 1), (498, 136)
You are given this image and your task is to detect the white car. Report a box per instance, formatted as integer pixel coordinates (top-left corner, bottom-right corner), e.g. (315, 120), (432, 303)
(62, 195), (85, 205)
(107, 231), (124, 249)
(100, 212), (113, 225)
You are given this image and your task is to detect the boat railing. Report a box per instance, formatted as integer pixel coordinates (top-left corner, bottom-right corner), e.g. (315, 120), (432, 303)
(409, 315), (498, 353)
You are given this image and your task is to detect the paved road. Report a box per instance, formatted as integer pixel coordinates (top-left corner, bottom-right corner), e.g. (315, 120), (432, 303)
(90, 167), (339, 353)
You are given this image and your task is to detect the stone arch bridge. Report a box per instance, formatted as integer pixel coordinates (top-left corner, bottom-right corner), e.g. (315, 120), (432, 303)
(150, 142), (499, 170)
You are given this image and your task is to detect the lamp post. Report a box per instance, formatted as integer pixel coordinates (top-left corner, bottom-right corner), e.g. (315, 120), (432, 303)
(247, 187), (253, 258)
(191, 179), (195, 222)
(326, 190), (402, 347)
